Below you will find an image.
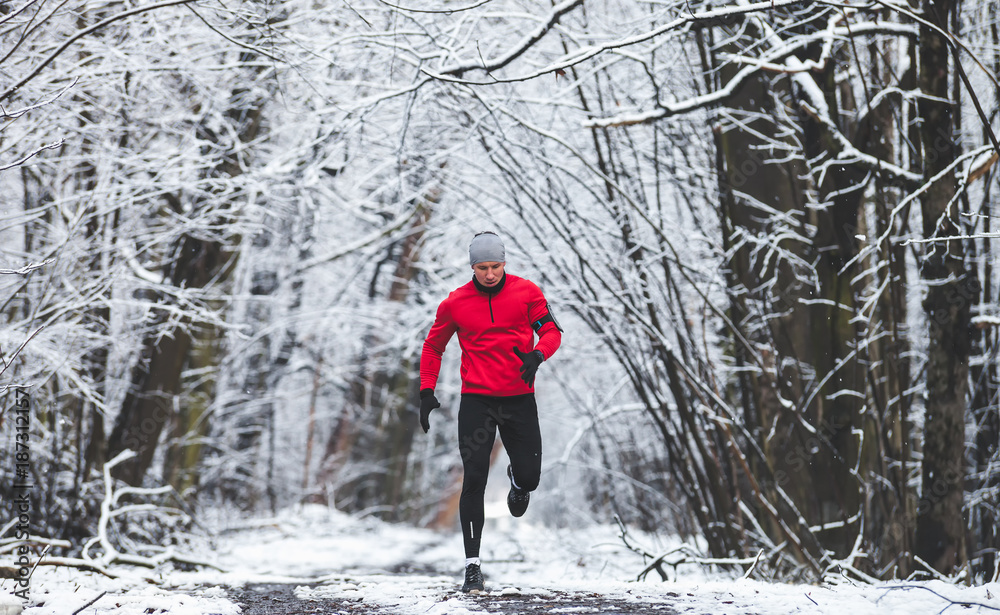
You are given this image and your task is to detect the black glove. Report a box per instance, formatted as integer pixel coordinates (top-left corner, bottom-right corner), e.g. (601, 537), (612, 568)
(419, 388), (440, 433)
(513, 346), (544, 387)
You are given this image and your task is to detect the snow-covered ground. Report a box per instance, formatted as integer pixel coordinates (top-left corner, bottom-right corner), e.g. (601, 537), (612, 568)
(4, 504), (1000, 614)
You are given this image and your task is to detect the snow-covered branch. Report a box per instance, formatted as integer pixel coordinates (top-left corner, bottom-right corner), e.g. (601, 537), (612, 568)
(428, 0), (583, 79)
(424, 0), (808, 85)
(0, 0), (202, 105)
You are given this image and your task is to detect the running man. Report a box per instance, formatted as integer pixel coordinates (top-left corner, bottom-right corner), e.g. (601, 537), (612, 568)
(418, 231), (563, 593)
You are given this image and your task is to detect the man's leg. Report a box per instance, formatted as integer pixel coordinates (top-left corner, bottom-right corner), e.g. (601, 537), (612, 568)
(458, 395), (498, 560)
(497, 394), (542, 493)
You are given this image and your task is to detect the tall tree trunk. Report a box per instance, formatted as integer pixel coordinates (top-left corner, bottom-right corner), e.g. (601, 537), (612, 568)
(855, 28), (915, 579)
(711, 14), (865, 563)
(106, 322), (193, 485)
(967, 0), (1000, 582)
(914, 0), (973, 576)
(162, 318), (219, 494)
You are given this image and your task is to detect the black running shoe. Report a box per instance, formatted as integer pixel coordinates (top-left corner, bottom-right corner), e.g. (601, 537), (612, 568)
(507, 464), (530, 517)
(461, 563), (485, 593)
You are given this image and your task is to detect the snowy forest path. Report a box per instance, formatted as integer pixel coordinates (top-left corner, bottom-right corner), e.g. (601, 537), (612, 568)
(197, 508), (681, 613)
(225, 578), (683, 614)
(172, 508), (701, 613)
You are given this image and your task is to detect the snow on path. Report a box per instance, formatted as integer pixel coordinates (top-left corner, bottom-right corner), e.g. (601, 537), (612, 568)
(7, 504), (1000, 614)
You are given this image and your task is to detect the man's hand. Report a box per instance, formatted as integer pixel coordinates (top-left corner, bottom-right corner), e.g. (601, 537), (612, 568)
(513, 346), (544, 387)
(419, 388), (440, 433)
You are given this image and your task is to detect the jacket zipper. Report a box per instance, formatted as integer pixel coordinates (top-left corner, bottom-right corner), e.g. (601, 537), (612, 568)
(488, 294), (494, 323)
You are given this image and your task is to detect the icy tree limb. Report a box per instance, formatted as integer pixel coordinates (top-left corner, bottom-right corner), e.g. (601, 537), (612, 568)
(583, 21), (916, 127)
(902, 146), (999, 246)
(425, 0), (817, 85)
(0, 80), (77, 121)
(378, 0), (492, 12)
(0, 260), (54, 276)
(0, 326), (46, 383)
(432, 0), (583, 78)
(842, 145), (993, 275)
(0, 536), (71, 554)
(0, 142), (63, 172)
(185, 5), (285, 63)
(912, 555), (956, 583)
(822, 523), (879, 584)
(614, 515), (670, 581)
(797, 92), (922, 189)
(872, 0), (1000, 157)
(742, 550), (765, 580)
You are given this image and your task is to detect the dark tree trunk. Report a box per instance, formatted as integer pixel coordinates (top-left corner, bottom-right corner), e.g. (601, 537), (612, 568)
(913, 0), (973, 576)
(711, 16), (866, 564)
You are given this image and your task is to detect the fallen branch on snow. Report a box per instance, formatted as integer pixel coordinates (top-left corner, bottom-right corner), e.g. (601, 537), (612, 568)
(0, 555), (118, 579)
(77, 450), (223, 572)
(1, 453), (225, 581)
(615, 515), (763, 581)
(875, 584), (1000, 612)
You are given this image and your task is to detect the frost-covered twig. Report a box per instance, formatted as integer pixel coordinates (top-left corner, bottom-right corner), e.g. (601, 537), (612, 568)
(843, 145), (993, 275)
(616, 516), (763, 581)
(378, 0), (491, 12)
(0, 536), (71, 554)
(585, 20), (916, 128)
(822, 526), (879, 585)
(429, 0), (809, 85)
(424, 0), (583, 80)
(912, 555), (956, 583)
(615, 515), (670, 581)
(0, 143), (63, 172)
(0, 259), (54, 276)
(0, 325), (45, 383)
(0, 546), (109, 583)
(875, 584), (1000, 612)
(0, 80), (77, 121)
(70, 591), (109, 615)
(742, 549), (765, 580)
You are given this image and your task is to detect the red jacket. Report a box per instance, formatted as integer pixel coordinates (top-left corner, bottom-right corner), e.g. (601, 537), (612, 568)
(420, 273), (561, 396)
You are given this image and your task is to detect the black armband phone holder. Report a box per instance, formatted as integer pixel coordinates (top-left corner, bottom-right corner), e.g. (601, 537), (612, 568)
(532, 303), (564, 333)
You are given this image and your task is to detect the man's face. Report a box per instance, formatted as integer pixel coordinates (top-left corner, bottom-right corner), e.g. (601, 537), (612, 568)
(473, 261), (505, 287)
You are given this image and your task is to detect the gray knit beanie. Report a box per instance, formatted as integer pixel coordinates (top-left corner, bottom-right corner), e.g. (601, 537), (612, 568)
(469, 232), (505, 266)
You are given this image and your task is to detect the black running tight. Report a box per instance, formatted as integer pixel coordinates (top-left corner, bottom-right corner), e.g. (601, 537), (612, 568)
(458, 393), (541, 559)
